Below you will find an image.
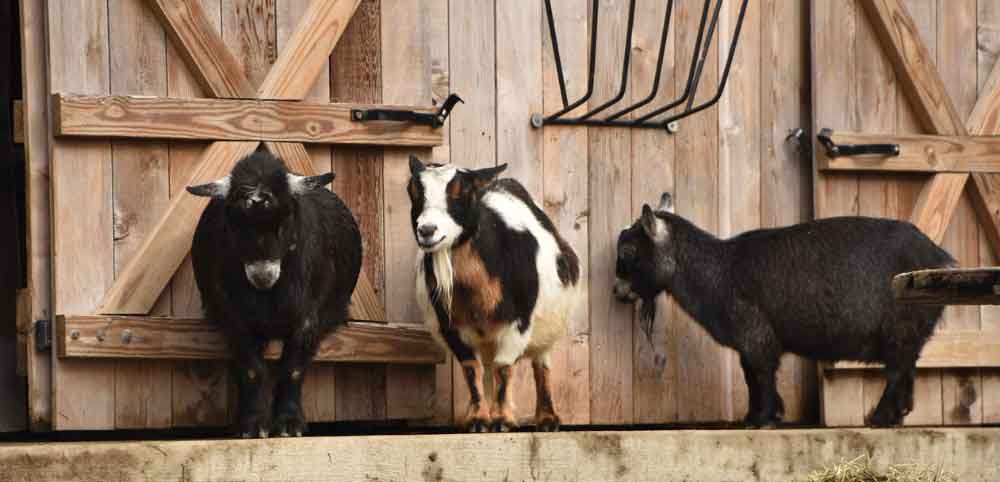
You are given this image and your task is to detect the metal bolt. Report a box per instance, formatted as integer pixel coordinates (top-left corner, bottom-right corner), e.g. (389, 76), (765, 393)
(666, 121), (680, 134)
(352, 110), (364, 120)
(95, 329), (105, 342)
(530, 113), (544, 129)
(69, 330), (80, 340)
(121, 329), (133, 344)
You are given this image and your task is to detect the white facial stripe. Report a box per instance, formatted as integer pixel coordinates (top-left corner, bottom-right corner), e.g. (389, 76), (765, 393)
(415, 165), (463, 251)
(244, 259), (281, 290)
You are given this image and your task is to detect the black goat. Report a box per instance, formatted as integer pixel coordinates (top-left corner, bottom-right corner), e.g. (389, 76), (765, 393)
(188, 152), (362, 438)
(614, 192), (955, 427)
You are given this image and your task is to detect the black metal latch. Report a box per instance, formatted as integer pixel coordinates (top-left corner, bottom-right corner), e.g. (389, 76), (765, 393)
(817, 128), (900, 158)
(35, 319), (51, 352)
(350, 93), (463, 129)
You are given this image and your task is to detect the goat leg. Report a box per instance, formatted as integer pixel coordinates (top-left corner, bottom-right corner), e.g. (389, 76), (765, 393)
(490, 363), (519, 433)
(532, 357), (560, 432)
(231, 338), (270, 438)
(459, 359), (491, 433)
(272, 318), (323, 437)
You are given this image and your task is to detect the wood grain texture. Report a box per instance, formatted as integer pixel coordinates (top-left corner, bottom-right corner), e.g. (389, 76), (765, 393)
(12, 100), (22, 143)
(148, 0), (256, 98)
(819, 132), (1000, 173)
(57, 315), (445, 364)
(827, 330), (1000, 369)
(108, 0), (173, 430)
(54, 94), (443, 146)
(541, 0), (590, 426)
(18, 0), (53, 431)
(587, 0), (633, 425)
(893, 267), (1000, 305)
(47, 0), (117, 431)
(761, 0), (815, 424)
(630, 0), (675, 425)
(256, 0), (362, 99)
(221, 0), (277, 89)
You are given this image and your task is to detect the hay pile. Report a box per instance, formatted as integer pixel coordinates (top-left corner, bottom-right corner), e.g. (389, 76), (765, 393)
(797, 454), (956, 482)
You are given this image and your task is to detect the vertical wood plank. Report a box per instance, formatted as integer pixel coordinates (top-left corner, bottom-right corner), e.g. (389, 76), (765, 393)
(895, 0), (943, 427)
(761, 0), (816, 424)
(978, 0), (1000, 424)
(717, 0), (760, 423)
(221, 0), (277, 89)
(330, 0), (389, 422)
(542, 0), (591, 425)
(108, 0), (173, 430)
(167, 0), (230, 428)
(447, 0), (498, 423)
(812, 0), (864, 427)
(496, 0), (544, 424)
(19, 0), (53, 431)
(588, 0), (633, 425)
(673, 0), (722, 423)
(47, 0), (117, 431)
(276, 0), (339, 424)
(630, 0), (676, 425)
(937, 0), (983, 426)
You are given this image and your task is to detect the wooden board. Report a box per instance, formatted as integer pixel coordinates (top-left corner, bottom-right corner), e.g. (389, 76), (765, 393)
(56, 315), (445, 364)
(54, 94), (444, 146)
(818, 131), (1000, 173)
(3, 428), (1000, 482)
(12, 100), (22, 143)
(892, 267), (1000, 305)
(827, 330), (1000, 369)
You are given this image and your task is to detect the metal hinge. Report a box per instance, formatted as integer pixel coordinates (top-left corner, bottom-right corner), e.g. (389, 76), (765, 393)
(34, 319), (51, 352)
(350, 93), (463, 129)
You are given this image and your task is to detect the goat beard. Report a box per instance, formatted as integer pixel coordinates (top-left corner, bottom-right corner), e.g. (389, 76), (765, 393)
(638, 296), (657, 347)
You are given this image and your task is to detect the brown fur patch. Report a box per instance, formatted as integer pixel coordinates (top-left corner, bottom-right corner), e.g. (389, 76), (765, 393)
(450, 242), (502, 327)
(461, 360), (490, 424)
(491, 364), (517, 424)
(532, 362), (557, 420)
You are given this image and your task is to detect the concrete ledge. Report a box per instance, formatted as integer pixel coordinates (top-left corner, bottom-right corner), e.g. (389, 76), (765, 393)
(3, 427), (999, 482)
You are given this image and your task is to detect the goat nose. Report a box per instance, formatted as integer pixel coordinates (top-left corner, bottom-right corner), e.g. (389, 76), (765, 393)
(417, 224), (437, 238)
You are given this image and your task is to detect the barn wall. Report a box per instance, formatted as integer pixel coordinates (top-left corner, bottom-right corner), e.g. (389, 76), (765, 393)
(422, 0), (816, 425)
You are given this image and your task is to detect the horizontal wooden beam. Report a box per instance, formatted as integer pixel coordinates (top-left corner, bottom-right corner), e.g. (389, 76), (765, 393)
(826, 330), (1000, 369)
(56, 315), (445, 364)
(3, 427), (999, 482)
(818, 131), (1000, 173)
(893, 267), (1000, 305)
(54, 94), (444, 147)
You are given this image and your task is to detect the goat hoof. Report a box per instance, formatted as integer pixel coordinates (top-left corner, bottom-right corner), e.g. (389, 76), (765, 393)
(272, 413), (307, 438)
(490, 417), (518, 433)
(466, 419), (489, 433)
(236, 418), (270, 439)
(535, 414), (561, 432)
(867, 409), (902, 428)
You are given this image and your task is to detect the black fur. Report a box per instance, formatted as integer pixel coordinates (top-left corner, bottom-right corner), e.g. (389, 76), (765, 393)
(190, 152), (362, 438)
(616, 202), (954, 428)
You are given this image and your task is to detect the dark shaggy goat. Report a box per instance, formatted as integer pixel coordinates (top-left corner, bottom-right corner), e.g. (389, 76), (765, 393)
(614, 192), (955, 427)
(188, 152), (362, 438)
(407, 155), (580, 433)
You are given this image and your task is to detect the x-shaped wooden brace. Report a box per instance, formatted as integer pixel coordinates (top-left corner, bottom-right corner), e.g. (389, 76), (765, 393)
(819, 0), (1000, 256)
(86, 0), (394, 319)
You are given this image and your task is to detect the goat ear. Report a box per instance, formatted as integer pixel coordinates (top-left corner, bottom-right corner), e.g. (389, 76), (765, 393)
(470, 163), (507, 190)
(186, 175), (231, 198)
(656, 192), (674, 213)
(287, 172), (336, 195)
(409, 154), (426, 176)
(640, 204), (667, 241)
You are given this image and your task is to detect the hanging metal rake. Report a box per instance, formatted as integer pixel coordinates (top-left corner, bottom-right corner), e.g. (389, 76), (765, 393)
(530, 0), (750, 132)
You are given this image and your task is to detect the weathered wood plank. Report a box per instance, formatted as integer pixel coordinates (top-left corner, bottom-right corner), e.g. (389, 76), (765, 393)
(541, 0), (590, 427)
(827, 330), (1000, 369)
(47, 0), (117, 431)
(12, 100), (22, 143)
(147, 0), (256, 98)
(57, 315), (446, 364)
(256, 0), (362, 99)
(892, 267), (1000, 305)
(108, 0), (173, 430)
(54, 94), (443, 146)
(18, 0), (53, 431)
(818, 131), (1000, 173)
(5, 428), (1000, 482)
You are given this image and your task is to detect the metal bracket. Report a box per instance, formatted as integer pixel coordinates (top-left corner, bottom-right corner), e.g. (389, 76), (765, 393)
(817, 128), (900, 158)
(351, 93), (463, 129)
(34, 319), (51, 352)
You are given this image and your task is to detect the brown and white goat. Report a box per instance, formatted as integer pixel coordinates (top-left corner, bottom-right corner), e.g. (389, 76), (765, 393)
(407, 155), (580, 432)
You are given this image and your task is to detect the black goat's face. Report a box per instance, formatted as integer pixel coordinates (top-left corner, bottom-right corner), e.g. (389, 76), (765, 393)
(187, 152), (335, 290)
(406, 154), (506, 252)
(614, 193), (676, 342)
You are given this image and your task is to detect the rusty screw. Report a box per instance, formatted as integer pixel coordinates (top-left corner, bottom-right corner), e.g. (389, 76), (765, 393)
(95, 329), (106, 342)
(69, 330), (80, 340)
(121, 329), (133, 344)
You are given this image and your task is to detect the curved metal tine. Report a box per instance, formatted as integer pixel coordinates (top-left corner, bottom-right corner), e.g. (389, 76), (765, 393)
(684, 0), (725, 111)
(575, 0), (638, 121)
(544, 0), (600, 122)
(544, 0), (569, 109)
(660, 0), (749, 126)
(605, 0), (674, 121)
(632, 0), (713, 125)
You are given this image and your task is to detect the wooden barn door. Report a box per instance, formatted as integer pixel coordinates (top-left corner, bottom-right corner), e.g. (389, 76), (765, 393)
(30, 0), (446, 431)
(812, 0), (1000, 426)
